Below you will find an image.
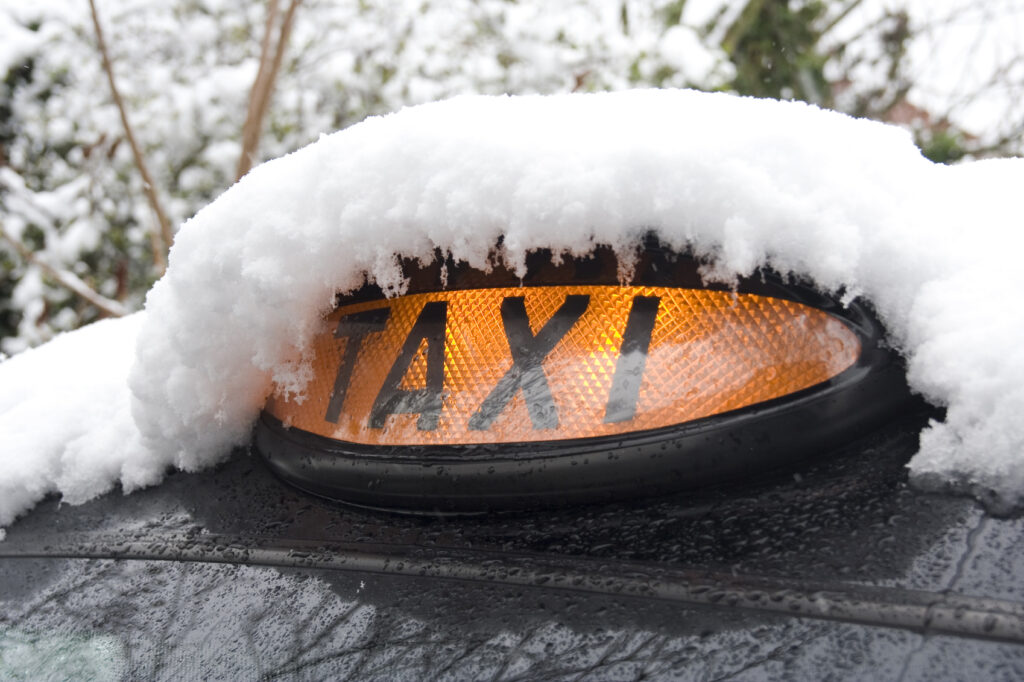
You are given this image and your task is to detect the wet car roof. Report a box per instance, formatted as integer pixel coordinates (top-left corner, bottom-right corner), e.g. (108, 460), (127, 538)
(3, 407), (1024, 679)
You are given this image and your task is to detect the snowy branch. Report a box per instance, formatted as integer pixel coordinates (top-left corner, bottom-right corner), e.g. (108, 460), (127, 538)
(88, 0), (173, 273)
(0, 220), (130, 318)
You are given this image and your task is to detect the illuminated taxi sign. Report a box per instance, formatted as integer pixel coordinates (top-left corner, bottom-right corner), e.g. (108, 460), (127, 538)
(255, 245), (912, 512)
(263, 285), (860, 446)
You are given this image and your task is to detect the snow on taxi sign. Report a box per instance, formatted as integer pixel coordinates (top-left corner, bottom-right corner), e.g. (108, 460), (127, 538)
(256, 243), (912, 511)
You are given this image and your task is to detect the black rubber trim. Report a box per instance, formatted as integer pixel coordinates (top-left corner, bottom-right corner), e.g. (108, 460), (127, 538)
(338, 237), (861, 313)
(255, 360), (910, 512)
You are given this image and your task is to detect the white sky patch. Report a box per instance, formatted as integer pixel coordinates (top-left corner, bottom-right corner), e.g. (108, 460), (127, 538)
(906, 0), (1024, 137)
(683, 0), (1024, 148)
(829, 0), (1024, 145)
(1, 90), (1023, 530)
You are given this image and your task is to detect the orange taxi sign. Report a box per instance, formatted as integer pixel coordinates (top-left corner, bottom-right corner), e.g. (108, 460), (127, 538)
(264, 285), (860, 446)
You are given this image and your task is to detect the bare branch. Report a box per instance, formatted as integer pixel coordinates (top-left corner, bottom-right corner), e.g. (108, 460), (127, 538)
(237, 0), (280, 181)
(236, 0), (303, 181)
(0, 220), (130, 318)
(257, 0), (282, 68)
(825, 10), (901, 60)
(720, 0), (766, 56)
(88, 0), (172, 273)
(821, 0), (866, 37)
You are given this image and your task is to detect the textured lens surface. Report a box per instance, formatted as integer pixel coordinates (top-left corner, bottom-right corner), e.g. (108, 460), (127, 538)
(264, 286), (860, 445)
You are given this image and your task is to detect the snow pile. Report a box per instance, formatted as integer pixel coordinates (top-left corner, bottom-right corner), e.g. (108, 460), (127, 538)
(0, 314), (158, 533)
(1, 90), (1023, 530)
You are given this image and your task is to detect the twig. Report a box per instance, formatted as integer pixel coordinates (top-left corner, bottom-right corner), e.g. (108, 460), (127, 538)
(720, 0), (766, 56)
(237, 0), (280, 180)
(236, 0), (302, 181)
(88, 0), (172, 273)
(0, 220), (129, 318)
(820, 0), (865, 37)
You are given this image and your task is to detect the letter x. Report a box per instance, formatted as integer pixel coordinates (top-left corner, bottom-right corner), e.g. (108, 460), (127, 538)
(469, 294), (590, 430)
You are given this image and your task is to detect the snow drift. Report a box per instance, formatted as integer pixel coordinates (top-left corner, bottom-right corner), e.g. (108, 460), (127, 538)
(2, 90), (1023, 530)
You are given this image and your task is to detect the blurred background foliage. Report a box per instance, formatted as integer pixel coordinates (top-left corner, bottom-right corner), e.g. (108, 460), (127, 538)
(0, 0), (1021, 353)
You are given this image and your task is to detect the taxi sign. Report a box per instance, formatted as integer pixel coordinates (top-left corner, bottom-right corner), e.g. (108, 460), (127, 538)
(254, 244), (912, 512)
(264, 286), (860, 446)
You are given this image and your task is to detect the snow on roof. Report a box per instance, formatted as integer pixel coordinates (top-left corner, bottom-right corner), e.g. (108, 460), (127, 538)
(2, 89), (1023, 532)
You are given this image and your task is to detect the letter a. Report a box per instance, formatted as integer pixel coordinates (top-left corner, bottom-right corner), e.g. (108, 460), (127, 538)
(369, 301), (447, 431)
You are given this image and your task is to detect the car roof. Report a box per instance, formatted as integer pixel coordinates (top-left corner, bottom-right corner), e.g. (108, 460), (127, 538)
(3, 407), (1024, 678)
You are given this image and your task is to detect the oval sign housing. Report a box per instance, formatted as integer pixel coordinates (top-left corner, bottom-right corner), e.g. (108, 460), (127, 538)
(254, 244), (912, 512)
